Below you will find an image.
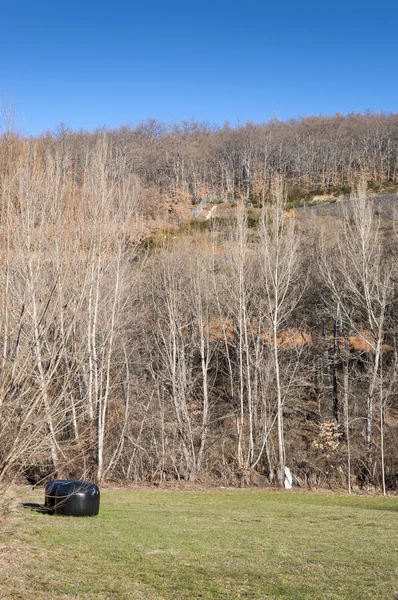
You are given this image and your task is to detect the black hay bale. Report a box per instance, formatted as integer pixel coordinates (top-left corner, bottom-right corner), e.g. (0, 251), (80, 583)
(44, 480), (64, 510)
(45, 480), (100, 517)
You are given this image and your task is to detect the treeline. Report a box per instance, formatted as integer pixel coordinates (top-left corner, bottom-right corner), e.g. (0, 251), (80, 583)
(0, 116), (397, 502)
(38, 111), (398, 213)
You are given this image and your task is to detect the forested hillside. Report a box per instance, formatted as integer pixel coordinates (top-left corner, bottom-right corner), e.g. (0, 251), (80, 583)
(44, 111), (398, 211)
(1, 112), (398, 500)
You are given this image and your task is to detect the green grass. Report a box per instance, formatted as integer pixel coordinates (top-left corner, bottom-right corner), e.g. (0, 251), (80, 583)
(2, 488), (397, 599)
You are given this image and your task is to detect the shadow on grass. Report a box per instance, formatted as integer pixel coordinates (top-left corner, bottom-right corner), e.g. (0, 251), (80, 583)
(21, 502), (53, 514)
(366, 504), (398, 513)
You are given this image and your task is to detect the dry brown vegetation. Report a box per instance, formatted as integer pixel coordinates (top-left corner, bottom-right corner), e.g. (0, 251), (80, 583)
(1, 112), (398, 509)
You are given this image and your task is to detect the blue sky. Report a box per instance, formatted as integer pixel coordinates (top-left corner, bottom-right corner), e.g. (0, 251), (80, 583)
(1, 0), (397, 134)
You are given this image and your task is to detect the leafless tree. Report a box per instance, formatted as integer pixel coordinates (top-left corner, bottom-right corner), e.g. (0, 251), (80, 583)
(320, 178), (394, 492)
(259, 175), (304, 485)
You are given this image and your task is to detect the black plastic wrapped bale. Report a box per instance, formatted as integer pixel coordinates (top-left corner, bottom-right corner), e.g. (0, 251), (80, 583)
(44, 480), (63, 510)
(52, 480), (100, 517)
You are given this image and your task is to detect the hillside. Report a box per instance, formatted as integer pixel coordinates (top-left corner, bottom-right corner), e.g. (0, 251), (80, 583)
(1, 124), (398, 506)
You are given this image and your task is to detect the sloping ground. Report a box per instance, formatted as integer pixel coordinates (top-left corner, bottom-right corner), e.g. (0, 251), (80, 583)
(303, 192), (398, 222)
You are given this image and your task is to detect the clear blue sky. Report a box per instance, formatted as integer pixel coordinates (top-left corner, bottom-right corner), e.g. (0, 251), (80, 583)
(1, 0), (397, 135)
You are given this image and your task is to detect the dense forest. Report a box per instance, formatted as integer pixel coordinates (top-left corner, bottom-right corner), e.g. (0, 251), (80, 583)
(44, 111), (398, 208)
(1, 111), (398, 503)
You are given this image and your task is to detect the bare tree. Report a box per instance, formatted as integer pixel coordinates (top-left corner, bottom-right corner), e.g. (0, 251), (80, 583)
(320, 178), (394, 492)
(260, 175), (303, 485)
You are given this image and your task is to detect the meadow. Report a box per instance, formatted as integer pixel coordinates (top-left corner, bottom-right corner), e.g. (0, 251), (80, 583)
(1, 488), (397, 599)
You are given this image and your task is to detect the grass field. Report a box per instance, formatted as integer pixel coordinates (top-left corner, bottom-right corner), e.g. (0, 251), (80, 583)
(1, 487), (397, 599)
